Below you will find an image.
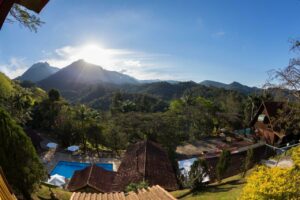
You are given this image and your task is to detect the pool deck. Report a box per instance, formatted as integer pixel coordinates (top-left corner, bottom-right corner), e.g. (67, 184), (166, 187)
(38, 134), (121, 175)
(42, 150), (121, 175)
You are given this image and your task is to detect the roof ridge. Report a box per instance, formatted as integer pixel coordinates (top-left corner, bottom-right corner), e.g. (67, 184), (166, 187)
(87, 164), (94, 186)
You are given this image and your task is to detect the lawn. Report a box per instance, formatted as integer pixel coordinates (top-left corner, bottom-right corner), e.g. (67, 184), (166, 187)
(171, 173), (246, 200)
(31, 184), (72, 200)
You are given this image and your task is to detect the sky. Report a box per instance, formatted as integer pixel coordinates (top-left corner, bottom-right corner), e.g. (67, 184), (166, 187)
(1, 0), (300, 86)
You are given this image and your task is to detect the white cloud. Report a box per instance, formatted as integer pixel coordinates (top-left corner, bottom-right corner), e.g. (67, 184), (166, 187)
(212, 31), (226, 38)
(42, 43), (173, 80)
(0, 57), (27, 78)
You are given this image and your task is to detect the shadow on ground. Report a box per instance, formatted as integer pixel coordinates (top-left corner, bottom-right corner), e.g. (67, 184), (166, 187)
(177, 179), (245, 199)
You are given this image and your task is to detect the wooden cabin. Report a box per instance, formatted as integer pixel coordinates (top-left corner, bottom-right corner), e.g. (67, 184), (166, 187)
(250, 102), (287, 145)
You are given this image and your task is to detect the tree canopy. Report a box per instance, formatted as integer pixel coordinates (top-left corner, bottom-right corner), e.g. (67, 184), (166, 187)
(0, 108), (45, 199)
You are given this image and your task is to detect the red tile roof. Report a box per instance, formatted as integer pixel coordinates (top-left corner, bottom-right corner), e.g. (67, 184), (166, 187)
(68, 165), (116, 193)
(70, 185), (177, 200)
(112, 140), (179, 192)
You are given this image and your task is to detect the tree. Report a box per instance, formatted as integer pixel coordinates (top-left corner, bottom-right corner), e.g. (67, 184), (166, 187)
(87, 125), (104, 157)
(188, 158), (209, 190)
(266, 40), (300, 100)
(48, 89), (60, 102)
(216, 150), (231, 182)
(0, 108), (45, 199)
(242, 148), (253, 177)
(7, 4), (44, 32)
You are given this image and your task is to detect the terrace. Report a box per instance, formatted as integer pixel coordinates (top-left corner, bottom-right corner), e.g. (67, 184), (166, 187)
(176, 133), (259, 160)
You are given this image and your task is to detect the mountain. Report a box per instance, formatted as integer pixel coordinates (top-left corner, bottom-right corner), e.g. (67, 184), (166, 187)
(139, 79), (179, 84)
(38, 59), (139, 91)
(17, 62), (59, 82)
(200, 80), (260, 94)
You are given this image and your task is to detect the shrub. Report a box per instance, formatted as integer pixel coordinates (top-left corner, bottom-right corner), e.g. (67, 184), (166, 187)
(188, 158), (209, 190)
(242, 148), (253, 177)
(291, 145), (300, 167)
(125, 181), (149, 193)
(216, 149), (231, 182)
(240, 166), (300, 200)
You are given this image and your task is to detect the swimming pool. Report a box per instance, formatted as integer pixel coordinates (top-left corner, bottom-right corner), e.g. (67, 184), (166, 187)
(50, 161), (113, 178)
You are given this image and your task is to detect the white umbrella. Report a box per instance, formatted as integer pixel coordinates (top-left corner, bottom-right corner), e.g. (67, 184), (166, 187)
(47, 174), (66, 187)
(67, 145), (79, 152)
(46, 142), (58, 149)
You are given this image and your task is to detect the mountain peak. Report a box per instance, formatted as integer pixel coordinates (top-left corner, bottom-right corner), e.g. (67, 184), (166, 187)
(69, 59), (103, 70)
(200, 80), (260, 94)
(38, 60), (139, 90)
(17, 62), (59, 82)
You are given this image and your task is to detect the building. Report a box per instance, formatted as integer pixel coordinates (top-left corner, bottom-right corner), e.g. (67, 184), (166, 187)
(250, 102), (287, 145)
(68, 140), (179, 193)
(68, 165), (116, 193)
(0, 0), (49, 29)
(111, 140), (179, 192)
(70, 185), (177, 200)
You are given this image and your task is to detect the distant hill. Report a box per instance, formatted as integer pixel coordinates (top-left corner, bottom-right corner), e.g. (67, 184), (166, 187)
(200, 80), (260, 94)
(38, 59), (139, 91)
(139, 79), (179, 84)
(17, 62), (59, 82)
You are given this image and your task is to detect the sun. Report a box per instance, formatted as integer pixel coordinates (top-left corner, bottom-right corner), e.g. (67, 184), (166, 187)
(75, 44), (113, 67)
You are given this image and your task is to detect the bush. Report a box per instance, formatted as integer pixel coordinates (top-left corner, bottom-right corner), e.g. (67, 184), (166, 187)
(242, 148), (253, 177)
(125, 181), (149, 193)
(291, 145), (300, 167)
(216, 150), (231, 182)
(188, 158), (209, 190)
(240, 166), (300, 200)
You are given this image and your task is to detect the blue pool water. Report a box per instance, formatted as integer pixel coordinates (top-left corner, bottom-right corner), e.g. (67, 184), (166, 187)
(50, 161), (113, 178)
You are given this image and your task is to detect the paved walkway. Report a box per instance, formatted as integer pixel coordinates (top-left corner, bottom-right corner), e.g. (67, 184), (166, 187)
(261, 158), (294, 168)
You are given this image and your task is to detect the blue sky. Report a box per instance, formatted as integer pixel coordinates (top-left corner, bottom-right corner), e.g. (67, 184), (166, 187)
(1, 0), (300, 86)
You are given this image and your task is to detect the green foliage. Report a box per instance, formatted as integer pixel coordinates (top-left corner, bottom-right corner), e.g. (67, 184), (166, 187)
(216, 150), (231, 182)
(8, 4), (44, 32)
(242, 148), (253, 177)
(169, 96), (217, 140)
(87, 124), (104, 156)
(30, 94), (66, 130)
(0, 72), (14, 99)
(48, 89), (60, 101)
(0, 108), (45, 199)
(188, 159), (209, 190)
(125, 181), (149, 193)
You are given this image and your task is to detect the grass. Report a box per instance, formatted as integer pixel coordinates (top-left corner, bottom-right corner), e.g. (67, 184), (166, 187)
(31, 184), (71, 200)
(171, 173), (247, 200)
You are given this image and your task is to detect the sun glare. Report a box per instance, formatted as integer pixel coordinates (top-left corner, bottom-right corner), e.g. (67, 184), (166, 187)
(76, 44), (114, 67)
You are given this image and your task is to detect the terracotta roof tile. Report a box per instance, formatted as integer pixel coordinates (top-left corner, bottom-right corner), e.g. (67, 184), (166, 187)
(68, 165), (116, 193)
(112, 140), (178, 192)
(70, 185), (177, 200)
